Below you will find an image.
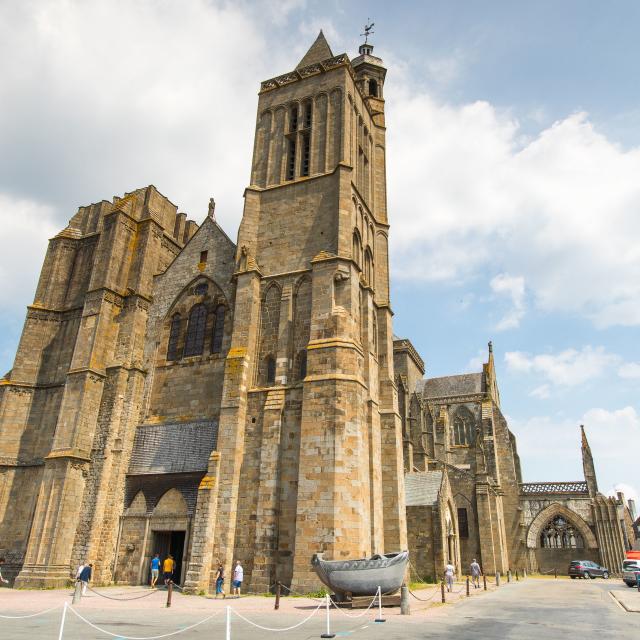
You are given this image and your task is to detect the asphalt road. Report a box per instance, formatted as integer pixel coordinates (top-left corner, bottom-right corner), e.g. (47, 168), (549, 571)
(1, 578), (636, 639)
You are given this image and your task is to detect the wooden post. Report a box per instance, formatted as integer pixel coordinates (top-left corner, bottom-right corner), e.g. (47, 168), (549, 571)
(275, 581), (281, 610)
(496, 571), (500, 587)
(516, 570), (519, 581)
(483, 574), (487, 590)
(554, 567), (557, 579)
(507, 570), (511, 583)
(441, 580), (445, 603)
(166, 581), (173, 608)
(466, 576), (470, 596)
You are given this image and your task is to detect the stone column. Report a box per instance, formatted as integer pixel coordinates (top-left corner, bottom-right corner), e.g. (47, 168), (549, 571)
(183, 452), (222, 594)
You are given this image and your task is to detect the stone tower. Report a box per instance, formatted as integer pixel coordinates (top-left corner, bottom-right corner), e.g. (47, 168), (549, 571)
(211, 31), (406, 590)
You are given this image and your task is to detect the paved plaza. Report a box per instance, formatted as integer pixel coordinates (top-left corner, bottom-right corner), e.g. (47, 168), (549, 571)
(0, 577), (637, 639)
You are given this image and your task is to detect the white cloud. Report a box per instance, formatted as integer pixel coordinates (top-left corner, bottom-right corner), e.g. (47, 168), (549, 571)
(618, 362), (640, 379)
(505, 345), (619, 388)
(510, 406), (639, 500)
(386, 83), (640, 327)
(529, 384), (551, 399)
(490, 273), (526, 330)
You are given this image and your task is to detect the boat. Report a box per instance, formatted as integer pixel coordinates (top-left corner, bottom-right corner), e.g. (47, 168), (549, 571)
(311, 550), (409, 597)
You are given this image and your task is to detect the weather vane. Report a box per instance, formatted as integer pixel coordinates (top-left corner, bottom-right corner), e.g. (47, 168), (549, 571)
(361, 19), (375, 44)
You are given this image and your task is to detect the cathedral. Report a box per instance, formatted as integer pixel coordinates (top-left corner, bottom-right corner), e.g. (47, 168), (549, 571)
(0, 32), (635, 592)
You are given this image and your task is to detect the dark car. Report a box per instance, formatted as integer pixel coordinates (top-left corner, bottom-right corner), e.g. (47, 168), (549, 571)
(568, 560), (609, 579)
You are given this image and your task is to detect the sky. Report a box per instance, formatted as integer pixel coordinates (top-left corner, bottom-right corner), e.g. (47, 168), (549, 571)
(1, 0), (639, 505)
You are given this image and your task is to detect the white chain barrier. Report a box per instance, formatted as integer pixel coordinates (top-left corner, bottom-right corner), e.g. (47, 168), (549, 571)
(328, 586), (379, 619)
(230, 599), (323, 631)
(0, 603), (62, 619)
(65, 602), (222, 639)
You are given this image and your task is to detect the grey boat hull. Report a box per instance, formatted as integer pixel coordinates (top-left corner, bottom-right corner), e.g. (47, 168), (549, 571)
(311, 551), (409, 597)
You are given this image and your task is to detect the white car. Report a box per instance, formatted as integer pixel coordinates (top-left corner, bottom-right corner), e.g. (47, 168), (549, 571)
(622, 559), (640, 587)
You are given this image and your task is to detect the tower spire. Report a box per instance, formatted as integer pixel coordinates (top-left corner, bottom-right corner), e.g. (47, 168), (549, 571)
(296, 30), (333, 69)
(581, 425), (599, 497)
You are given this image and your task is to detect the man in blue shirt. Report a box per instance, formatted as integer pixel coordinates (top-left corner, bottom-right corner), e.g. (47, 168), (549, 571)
(150, 554), (161, 588)
(78, 563), (92, 595)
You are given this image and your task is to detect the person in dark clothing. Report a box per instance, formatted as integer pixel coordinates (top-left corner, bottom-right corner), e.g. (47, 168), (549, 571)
(215, 564), (225, 598)
(78, 563), (93, 595)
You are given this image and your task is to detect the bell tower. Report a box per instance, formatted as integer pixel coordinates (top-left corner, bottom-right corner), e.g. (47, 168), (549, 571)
(212, 31), (407, 591)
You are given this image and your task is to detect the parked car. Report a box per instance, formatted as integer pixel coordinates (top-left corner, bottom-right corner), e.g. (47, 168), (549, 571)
(622, 559), (640, 587)
(568, 560), (609, 579)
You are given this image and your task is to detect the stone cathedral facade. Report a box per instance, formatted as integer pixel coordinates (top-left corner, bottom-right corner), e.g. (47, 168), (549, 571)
(0, 33), (635, 591)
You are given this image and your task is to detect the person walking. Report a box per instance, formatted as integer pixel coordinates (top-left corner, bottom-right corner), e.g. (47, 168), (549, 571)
(150, 554), (160, 588)
(215, 564), (226, 599)
(163, 554), (175, 586)
(79, 563), (93, 595)
(444, 560), (455, 592)
(75, 561), (86, 581)
(470, 559), (482, 589)
(232, 560), (243, 597)
(0, 558), (9, 585)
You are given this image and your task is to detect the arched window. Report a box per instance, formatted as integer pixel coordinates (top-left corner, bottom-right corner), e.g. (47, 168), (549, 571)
(371, 310), (378, 356)
(167, 313), (181, 361)
(352, 230), (362, 268)
(266, 355), (276, 385)
(452, 407), (474, 446)
(211, 305), (225, 354)
(364, 249), (373, 286)
(540, 516), (584, 549)
(298, 350), (307, 380)
(369, 79), (378, 97)
(183, 304), (207, 357)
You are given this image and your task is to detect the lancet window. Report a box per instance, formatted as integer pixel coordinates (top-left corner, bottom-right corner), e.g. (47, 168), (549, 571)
(183, 304), (207, 357)
(211, 305), (225, 354)
(167, 313), (181, 361)
(452, 407), (474, 446)
(540, 516), (584, 549)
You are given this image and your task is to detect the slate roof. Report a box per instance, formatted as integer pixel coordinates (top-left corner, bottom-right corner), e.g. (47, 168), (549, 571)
(128, 420), (217, 475)
(405, 471), (443, 506)
(417, 373), (483, 399)
(296, 31), (334, 69)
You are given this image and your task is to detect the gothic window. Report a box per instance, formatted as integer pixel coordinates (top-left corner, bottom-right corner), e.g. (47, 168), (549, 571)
(183, 304), (207, 357)
(167, 313), (181, 361)
(369, 79), (378, 97)
(265, 355), (276, 385)
(289, 104), (298, 132)
(540, 516), (584, 549)
(364, 249), (373, 286)
(211, 305), (225, 354)
(286, 138), (296, 180)
(301, 132), (311, 177)
(194, 282), (208, 296)
(352, 230), (362, 268)
(303, 101), (312, 129)
(452, 407), (474, 446)
(458, 508), (469, 538)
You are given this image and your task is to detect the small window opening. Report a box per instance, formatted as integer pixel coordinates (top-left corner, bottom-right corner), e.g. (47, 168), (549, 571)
(301, 133), (310, 177)
(290, 105), (298, 132)
(369, 79), (378, 97)
(199, 250), (208, 264)
(298, 350), (307, 380)
(286, 138), (296, 180)
(458, 508), (469, 538)
(266, 355), (276, 385)
(194, 282), (208, 296)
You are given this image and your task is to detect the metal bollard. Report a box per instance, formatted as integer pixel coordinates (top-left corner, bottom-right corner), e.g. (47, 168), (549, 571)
(73, 581), (82, 605)
(496, 571), (500, 587)
(320, 593), (335, 638)
(441, 580), (445, 603)
(466, 576), (470, 597)
(483, 574), (487, 591)
(400, 584), (410, 615)
(166, 581), (173, 608)
(275, 581), (280, 610)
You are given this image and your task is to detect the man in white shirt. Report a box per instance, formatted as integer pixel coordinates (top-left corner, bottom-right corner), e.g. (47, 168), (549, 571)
(232, 560), (244, 597)
(470, 559), (482, 589)
(444, 561), (455, 592)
